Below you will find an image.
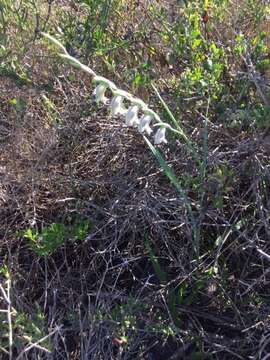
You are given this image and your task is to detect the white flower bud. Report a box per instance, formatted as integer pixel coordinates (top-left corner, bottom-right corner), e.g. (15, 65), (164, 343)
(110, 96), (127, 116)
(138, 115), (153, 135)
(154, 127), (167, 144)
(93, 84), (108, 104)
(125, 105), (139, 127)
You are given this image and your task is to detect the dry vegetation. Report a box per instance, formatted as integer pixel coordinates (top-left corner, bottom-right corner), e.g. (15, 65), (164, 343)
(0, 0), (270, 359)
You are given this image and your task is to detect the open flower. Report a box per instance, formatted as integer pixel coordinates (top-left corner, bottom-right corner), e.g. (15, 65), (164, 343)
(125, 105), (139, 127)
(110, 95), (127, 116)
(154, 127), (167, 144)
(93, 84), (109, 104)
(138, 115), (153, 135)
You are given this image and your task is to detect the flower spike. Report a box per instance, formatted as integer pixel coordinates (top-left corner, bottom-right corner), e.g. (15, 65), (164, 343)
(42, 33), (173, 146)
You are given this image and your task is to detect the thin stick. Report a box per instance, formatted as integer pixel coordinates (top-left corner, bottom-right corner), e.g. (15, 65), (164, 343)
(16, 326), (61, 359)
(6, 280), (12, 360)
(257, 248), (270, 263)
(0, 281), (13, 359)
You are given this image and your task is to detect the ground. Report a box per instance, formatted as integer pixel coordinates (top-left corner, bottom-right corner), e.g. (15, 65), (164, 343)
(0, 1), (270, 359)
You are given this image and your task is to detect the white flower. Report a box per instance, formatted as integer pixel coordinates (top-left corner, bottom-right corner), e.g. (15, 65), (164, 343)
(93, 84), (108, 104)
(138, 115), (153, 135)
(154, 127), (167, 144)
(110, 95), (127, 116)
(125, 105), (139, 127)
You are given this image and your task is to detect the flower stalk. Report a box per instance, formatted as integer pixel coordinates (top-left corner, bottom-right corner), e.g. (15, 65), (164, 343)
(41, 32), (177, 145)
(42, 32), (201, 256)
